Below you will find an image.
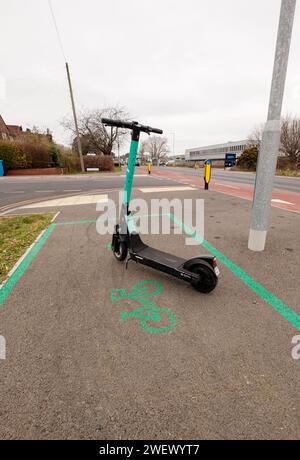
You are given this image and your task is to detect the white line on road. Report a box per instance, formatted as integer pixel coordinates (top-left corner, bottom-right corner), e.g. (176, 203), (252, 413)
(272, 199), (295, 205)
(4, 191), (25, 194)
(63, 190), (82, 192)
(215, 183), (240, 190)
(35, 190), (56, 193)
(139, 186), (195, 193)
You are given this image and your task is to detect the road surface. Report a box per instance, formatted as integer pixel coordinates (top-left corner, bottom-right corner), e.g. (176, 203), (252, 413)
(0, 172), (178, 212)
(165, 167), (300, 194)
(0, 186), (299, 439)
(0, 168), (299, 213)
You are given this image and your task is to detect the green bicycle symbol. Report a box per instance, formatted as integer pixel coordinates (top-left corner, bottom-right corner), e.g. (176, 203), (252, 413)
(111, 280), (177, 334)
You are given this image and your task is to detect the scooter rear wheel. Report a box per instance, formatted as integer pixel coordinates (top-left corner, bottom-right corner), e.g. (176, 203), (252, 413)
(190, 264), (218, 293)
(113, 241), (128, 262)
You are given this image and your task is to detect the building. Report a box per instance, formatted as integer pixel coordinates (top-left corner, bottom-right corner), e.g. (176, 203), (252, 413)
(6, 125), (23, 137)
(0, 115), (10, 140)
(185, 140), (250, 163)
(0, 114), (52, 142)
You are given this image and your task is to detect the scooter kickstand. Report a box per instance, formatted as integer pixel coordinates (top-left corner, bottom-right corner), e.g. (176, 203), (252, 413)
(125, 254), (135, 270)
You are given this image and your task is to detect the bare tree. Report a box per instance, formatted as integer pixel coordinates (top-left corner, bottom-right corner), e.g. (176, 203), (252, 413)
(139, 136), (169, 162)
(249, 117), (300, 166)
(62, 107), (130, 156)
(247, 123), (264, 145)
(280, 116), (300, 165)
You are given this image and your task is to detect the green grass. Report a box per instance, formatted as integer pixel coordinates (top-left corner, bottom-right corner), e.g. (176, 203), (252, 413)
(276, 169), (300, 177)
(0, 214), (53, 284)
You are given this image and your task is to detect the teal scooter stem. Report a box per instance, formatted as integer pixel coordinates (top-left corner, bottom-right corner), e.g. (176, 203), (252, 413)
(102, 118), (219, 294)
(124, 138), (139, 208)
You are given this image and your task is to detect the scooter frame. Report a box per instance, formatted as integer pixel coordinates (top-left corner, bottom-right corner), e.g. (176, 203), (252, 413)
(102, 118), (219, 293)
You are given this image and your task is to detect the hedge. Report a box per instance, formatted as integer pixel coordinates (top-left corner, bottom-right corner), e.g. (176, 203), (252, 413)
(0, 137), (62, 170)
(83, 155), (114, 171)
(0, 140), (27, 170)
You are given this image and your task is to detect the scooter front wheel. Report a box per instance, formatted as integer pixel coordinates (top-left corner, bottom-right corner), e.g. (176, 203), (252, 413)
(190, 264), (218, 294)
(113, 241), (128, 262)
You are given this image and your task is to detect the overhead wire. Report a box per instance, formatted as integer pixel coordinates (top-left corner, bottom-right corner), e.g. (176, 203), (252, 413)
(48, 0), (67, 62)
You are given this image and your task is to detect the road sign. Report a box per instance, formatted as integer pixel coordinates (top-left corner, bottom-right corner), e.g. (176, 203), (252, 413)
(225, 153), (237, 168)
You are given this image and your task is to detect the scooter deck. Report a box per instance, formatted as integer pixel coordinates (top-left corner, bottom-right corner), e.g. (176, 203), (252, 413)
(133, 246), (186, 270)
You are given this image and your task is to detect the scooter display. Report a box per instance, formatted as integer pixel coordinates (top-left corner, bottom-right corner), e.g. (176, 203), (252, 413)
(102, 118), (219, 293)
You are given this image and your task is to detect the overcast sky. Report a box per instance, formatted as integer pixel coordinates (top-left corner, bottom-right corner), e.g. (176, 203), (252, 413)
(0, 0), (299, 154)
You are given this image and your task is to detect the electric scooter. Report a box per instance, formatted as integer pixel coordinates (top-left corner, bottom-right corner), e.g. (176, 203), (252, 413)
(102, 118), (219, 293)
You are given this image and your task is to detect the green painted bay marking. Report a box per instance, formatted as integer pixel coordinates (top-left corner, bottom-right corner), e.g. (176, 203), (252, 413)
(169, 213), (300, 331)
(0, 224), (56, 307)
(54, 219), (97, 226)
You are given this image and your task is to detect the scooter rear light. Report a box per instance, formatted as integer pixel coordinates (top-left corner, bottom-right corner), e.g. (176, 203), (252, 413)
(213, 257), (218, 268)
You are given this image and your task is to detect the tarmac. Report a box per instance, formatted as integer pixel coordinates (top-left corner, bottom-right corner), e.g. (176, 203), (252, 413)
(0, 187), (299, 439)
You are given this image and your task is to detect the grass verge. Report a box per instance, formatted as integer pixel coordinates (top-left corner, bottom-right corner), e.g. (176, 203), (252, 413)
(0, 213), (53, 284)
(276, 169), (300, 177)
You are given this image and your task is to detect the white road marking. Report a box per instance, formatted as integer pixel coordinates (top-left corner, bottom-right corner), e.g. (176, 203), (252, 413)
(63, 189), (82, 192)
(4, 191), (25, 194)
(215, 183), (240, 190)
(139, 186), (195, 193)
(272, 199), (294, 205)
(120, 174), (147, 177)
(20, 194), (109, 209)
(35, 190), (56, 193)
(51, 211), (61, 222)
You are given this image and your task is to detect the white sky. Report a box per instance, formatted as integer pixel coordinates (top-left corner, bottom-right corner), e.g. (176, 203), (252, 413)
(0, 0), (299, 154)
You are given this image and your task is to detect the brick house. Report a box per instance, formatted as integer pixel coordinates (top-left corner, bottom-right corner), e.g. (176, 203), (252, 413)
(0, 115), (10, 140)
(0, 114), (52, 142)
(6, 124), (23, 137)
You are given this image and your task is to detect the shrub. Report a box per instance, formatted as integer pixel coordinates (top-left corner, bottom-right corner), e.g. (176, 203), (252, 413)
(83, 155), (114, 171)
(48, 145), (61, 167)
(0, 140), (27, 170)
(58, 149), (81, 172)
(16, 134), (53, 168)
(237, 146), (259, 170)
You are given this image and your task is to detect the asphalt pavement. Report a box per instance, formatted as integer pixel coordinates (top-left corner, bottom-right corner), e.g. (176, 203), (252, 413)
(166, 167), (300, 194)
(1, 168), (299, 213)
(0, 172), (179, 211)
(0, 187), (299, 439)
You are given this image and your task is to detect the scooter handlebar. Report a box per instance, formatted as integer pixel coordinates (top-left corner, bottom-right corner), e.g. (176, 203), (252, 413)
(101, 118), (163, 135)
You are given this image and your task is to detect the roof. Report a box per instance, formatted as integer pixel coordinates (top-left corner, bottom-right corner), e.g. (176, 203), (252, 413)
(0, 115), (9, 135)
(186, 140), (249, 154)
(7, 125), (23, 136)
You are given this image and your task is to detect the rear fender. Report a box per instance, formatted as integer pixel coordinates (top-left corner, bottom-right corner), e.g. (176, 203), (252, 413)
(183, 256), (216, 271)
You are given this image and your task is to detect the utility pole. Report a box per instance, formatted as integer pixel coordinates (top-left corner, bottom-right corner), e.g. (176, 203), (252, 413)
(248, 0), (296, 252)
(65, 62), (85, 173)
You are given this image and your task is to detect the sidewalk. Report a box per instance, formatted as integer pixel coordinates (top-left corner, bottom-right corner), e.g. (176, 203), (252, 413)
(0, 188), (299, 439)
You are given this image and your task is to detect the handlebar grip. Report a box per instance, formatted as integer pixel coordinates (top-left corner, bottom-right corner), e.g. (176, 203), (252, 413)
(101, 118), (133, 129)
(149, 127), (163, 135)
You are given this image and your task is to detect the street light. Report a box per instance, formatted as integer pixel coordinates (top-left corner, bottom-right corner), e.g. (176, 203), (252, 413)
(168, 132), (176, 155)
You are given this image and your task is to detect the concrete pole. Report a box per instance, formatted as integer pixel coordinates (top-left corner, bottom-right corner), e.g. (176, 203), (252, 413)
(248, 0), (296, 251)
(65, 62), (85, 173)
(171, 132), (175, 155)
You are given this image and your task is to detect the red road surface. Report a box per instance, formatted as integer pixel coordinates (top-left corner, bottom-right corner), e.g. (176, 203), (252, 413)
(151, 168), (300, 214)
